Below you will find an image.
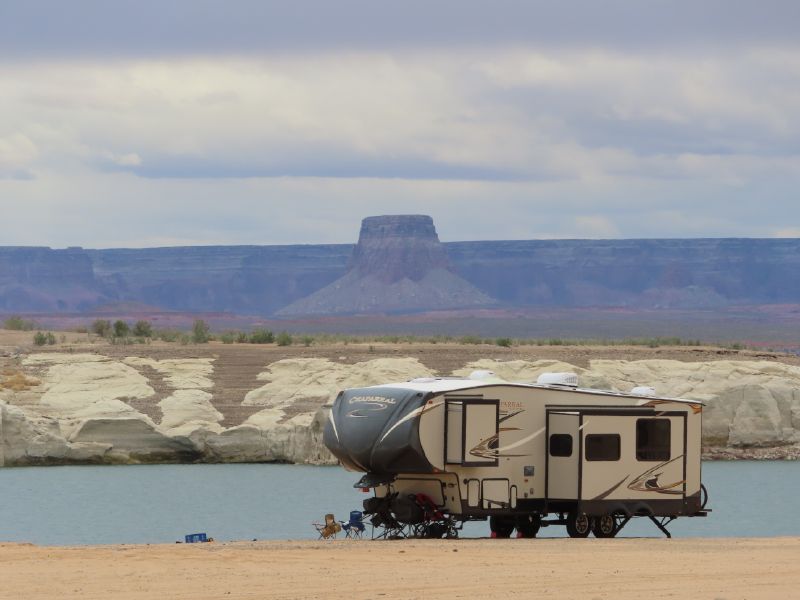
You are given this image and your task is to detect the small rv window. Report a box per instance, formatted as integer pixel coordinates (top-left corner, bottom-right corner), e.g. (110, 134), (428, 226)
(636, 419), (671, 461)
(549, 434), (573, 457)
(585, 434), (620, 461)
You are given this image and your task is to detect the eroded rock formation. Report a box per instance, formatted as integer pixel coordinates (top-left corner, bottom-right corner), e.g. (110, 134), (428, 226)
(2, 353), (799, 466)
(278, 215), (495, 315)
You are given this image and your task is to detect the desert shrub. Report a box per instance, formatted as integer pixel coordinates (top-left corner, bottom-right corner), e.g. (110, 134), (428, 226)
(132, 320), (153, 338)
(33, 331), (56, 346)
(301, 335), (314, 347)
(495, 337), (513, 348)
(3, 315), (36, 331)
(219, 331), (236, 344)
(113, 320), (130, 338)
(236, 331), (248, 343)
(91, 319), (112, 338)
(459, 335), (483, 345)
(249, 329), (274, 344)
(155, 329), (181, 342)
(276, 331), (293, 346)
(72, 326), (88, 334)
(192, 319), (210, 344)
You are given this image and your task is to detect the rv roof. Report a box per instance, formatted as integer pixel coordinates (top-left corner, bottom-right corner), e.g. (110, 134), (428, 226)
(371, 377), (703, 405)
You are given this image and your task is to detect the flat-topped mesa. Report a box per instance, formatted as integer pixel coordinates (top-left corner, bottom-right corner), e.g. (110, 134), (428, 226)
(277, 215), (496, 315)
(349, 215), (451, 282)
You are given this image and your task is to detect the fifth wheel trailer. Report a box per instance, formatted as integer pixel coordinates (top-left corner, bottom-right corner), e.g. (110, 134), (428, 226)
(324, 371), (709, 538)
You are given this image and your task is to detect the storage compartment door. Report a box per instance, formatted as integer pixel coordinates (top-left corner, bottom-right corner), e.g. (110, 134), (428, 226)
(462, 400), (499, 466)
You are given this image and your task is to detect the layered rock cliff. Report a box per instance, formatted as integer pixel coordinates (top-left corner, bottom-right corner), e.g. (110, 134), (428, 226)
(1, 222), (800, 315)
(278, 215), (494, 315)
(2, 353), (799, 467)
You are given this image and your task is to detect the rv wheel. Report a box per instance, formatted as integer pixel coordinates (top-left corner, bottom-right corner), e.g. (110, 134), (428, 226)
(565, 512), (592, 538)
(591, 514), (617, 538)
(489, 516), (515, 538)
(515, 515), (541, 538)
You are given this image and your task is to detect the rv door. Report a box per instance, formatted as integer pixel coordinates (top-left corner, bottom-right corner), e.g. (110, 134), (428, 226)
(546, 411), (580, 501)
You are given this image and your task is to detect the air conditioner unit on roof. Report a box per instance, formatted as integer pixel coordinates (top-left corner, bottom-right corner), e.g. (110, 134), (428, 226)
(536, 372), (579, 387)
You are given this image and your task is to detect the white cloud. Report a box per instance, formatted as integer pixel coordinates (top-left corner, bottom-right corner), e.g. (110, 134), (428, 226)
(1, 44), (799, 244)
(0, 133), (38, 177)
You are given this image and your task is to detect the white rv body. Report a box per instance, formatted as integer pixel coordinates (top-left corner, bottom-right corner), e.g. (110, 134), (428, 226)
(324, 373), (708, 537)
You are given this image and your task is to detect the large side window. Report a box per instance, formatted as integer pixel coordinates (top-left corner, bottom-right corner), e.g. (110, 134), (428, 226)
(636, 419), (671, 461)
(585, 434), (620, 461)
(549, 434), (573, 457)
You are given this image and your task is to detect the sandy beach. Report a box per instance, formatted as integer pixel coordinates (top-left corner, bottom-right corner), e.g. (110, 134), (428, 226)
(2, 537), (799, 599)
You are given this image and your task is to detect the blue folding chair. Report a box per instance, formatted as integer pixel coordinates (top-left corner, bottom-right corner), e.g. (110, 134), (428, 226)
(341, 511), (366, 539)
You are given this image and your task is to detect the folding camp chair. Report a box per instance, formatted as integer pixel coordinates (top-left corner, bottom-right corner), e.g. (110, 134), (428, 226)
(340, 511), (366, 539)
(312, 513), (342, 539)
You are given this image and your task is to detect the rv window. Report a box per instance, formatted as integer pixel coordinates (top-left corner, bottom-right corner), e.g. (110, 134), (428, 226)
(585, 434), (620, 461)
(549, 434), (573, 457)
(636, 419), (671, 461)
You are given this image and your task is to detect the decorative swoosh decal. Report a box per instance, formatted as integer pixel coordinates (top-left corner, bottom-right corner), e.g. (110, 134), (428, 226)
(468, 426), (545, 459)
(591, 475), (629, 500)
(627, 456), (685, 495)
(377, 400), (444, 444)
(327, 409), (340, 442)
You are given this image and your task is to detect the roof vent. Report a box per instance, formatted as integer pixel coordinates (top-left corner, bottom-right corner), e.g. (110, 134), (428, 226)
(468, 370), (499, 381)
(536, 372), (579, 387)
(410, 377), (437, 383)
(631, 386), (656, 397)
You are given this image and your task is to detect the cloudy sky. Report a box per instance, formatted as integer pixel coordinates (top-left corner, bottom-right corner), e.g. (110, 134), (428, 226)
(1, 1), (799, 247)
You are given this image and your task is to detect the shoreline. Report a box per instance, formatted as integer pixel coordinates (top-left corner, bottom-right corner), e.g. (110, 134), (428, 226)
(2, 537), (799, 599)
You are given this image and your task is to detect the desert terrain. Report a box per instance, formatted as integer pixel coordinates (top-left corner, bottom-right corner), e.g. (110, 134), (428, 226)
(2, 537), (799, 599)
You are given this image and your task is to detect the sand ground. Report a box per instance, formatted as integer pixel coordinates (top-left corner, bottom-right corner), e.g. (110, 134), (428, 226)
(2, 537), (799, 600)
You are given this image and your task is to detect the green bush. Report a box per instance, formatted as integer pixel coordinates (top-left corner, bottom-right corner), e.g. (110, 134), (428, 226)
(4, 315), (36, 331)
(91, 319), (112, 338)
(113, 320), (130, 338)
(219, 331), (236, 344)
(236, 331), (249, 343)
(155, 329), (180, 342)
(132, 320), (153, 338)
(192, 319), (210, 344)
(301, 335), (314, 347)
(495, 337), (513, 347)
(33, 331), (56, 346)
(249, 329), (274, 344)
(459, 335), (483, 345)
(276, 331), (293, 346)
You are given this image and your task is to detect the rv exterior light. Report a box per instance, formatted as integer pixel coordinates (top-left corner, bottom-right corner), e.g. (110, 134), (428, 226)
(536, 372), (579, 387)
(631, 386), (656, 396)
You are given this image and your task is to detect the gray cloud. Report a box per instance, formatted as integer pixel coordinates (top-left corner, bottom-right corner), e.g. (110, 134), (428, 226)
(3, 0), (800, 58)
(1, 2), (799, 245)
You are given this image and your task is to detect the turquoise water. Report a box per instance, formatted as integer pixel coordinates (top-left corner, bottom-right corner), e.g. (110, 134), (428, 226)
(0, 461), (797, 545)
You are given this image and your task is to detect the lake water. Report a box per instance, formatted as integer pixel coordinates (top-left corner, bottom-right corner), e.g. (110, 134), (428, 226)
(0, 461), (798, 545)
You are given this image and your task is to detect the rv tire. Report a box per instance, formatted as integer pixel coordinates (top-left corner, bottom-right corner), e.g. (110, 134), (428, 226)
(515, 515), (541, 538)
(489, 516), (515, 538)
(591, 514), (617, 538)
(565, 512), (592, 538)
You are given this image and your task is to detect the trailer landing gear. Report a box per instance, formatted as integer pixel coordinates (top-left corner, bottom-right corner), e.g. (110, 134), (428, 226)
(648, 516), (676, 538)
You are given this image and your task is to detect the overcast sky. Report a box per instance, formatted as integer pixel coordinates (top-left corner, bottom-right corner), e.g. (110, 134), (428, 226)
(1, 1), (799, 247)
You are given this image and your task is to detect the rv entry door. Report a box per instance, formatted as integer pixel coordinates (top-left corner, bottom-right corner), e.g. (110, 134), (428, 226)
(546, 411), (580, 501)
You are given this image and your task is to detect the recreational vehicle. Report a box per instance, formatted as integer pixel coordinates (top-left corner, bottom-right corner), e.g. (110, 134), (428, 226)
(324, 371), (709, 538)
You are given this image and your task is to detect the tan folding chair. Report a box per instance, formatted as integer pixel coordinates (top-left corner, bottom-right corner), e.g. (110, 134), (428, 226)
(312, 513), (342, 539)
